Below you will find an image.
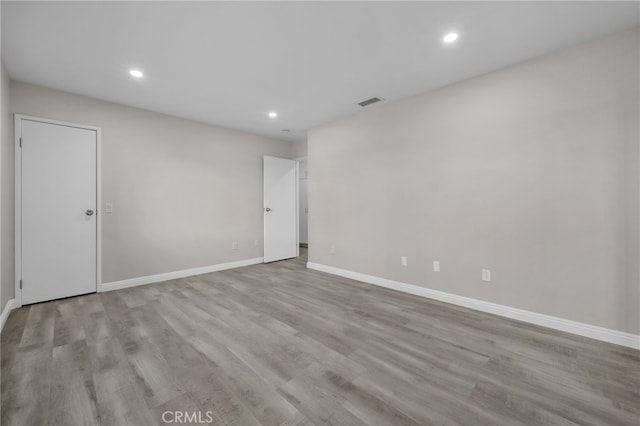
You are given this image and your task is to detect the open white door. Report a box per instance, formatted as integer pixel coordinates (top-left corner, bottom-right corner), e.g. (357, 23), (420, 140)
(17, 116), (100, 305)
(263, 156), (297, 263)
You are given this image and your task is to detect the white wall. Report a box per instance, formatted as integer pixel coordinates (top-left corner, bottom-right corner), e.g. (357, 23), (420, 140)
(9, 82), (293, 294)
(308, 29), (639, 334)
(0, 61), (11, 313)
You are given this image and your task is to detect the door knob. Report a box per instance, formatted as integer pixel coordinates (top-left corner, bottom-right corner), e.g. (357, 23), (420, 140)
(265, 207), (272, 212)
(85, 209), (95, 216)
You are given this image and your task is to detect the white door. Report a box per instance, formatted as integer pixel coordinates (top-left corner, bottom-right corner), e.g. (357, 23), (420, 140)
(263, 156), (297, 263)
(20, 118), (98, 305)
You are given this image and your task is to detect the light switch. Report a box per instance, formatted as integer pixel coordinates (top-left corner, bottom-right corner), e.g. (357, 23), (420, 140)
(433, 261), (440, 272)
(105, 202), (113, 213)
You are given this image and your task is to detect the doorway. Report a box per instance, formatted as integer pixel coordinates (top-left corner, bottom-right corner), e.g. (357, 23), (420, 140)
(15, 115), (101, 306)
(263, 155), (298, 262)
(298, 158), (308, 248)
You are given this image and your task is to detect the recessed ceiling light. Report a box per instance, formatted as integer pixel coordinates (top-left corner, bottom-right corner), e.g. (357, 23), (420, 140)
(443, 33), (459, 43)
(268, 111), (278, 118)
(129, 69), (144, 78)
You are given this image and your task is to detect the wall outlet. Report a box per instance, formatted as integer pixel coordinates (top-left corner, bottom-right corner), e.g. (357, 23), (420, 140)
(231, 242), (238, 250)
(105, 202), (113, 213)
(401, 256), (408, 266)
(330, 244), (336, 254)
(254, 239), (259, 247)
(482, 269), (491, 282)
(433, 261), (440, 272)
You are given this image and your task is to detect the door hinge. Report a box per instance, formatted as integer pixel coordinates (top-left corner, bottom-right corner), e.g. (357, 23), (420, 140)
(19, 137), (22, 148)
(19, 279), (22, 289)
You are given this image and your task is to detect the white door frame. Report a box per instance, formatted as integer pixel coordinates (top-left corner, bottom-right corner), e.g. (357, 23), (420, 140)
(296, 160), (300, 256)
(14, 114), (102, 308)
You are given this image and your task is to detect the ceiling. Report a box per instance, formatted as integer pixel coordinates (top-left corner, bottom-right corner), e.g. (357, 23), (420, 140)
(2, 1), (639, 143)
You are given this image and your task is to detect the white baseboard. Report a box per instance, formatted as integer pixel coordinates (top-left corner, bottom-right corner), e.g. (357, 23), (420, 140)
(101, 257), (264, 292)
(307, 262), (640, 350)
(0, 299), (16, 333)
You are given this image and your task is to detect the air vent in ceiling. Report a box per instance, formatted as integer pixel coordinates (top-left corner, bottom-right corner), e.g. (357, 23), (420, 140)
(358, 97), (383, 107)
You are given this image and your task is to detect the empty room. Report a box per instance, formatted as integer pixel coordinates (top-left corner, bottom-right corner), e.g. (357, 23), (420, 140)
(0, 1), (639, 425)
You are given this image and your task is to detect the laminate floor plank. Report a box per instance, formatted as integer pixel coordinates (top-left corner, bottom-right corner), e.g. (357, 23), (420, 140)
(89, 336), (156, 426)
(48, 340), (100, 426)
(190, 331), (307, 426)
(352, 367), (507, 426)
(116, 324), (183, 409)
(277, 368), (367, 426)
(53, 298), (86, 347)
(2, 248), (638, 425)
(1, 306), (30, 367)
(19, 302), (55, 348)
(1, 341), (53, 426)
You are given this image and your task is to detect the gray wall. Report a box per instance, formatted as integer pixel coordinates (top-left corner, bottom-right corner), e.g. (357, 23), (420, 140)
(1, 61), (11, 313)
(308, 28), (639, 334)
(292, 140), (308, 159)
(8, 82), (293, 295)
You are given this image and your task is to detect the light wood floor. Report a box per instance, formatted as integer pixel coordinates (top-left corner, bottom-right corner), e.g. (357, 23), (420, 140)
(2, 249), (639, 425)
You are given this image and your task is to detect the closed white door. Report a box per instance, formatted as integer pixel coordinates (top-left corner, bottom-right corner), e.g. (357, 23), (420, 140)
(263, 156), (297, 263)
(20, 118), (98, 305)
